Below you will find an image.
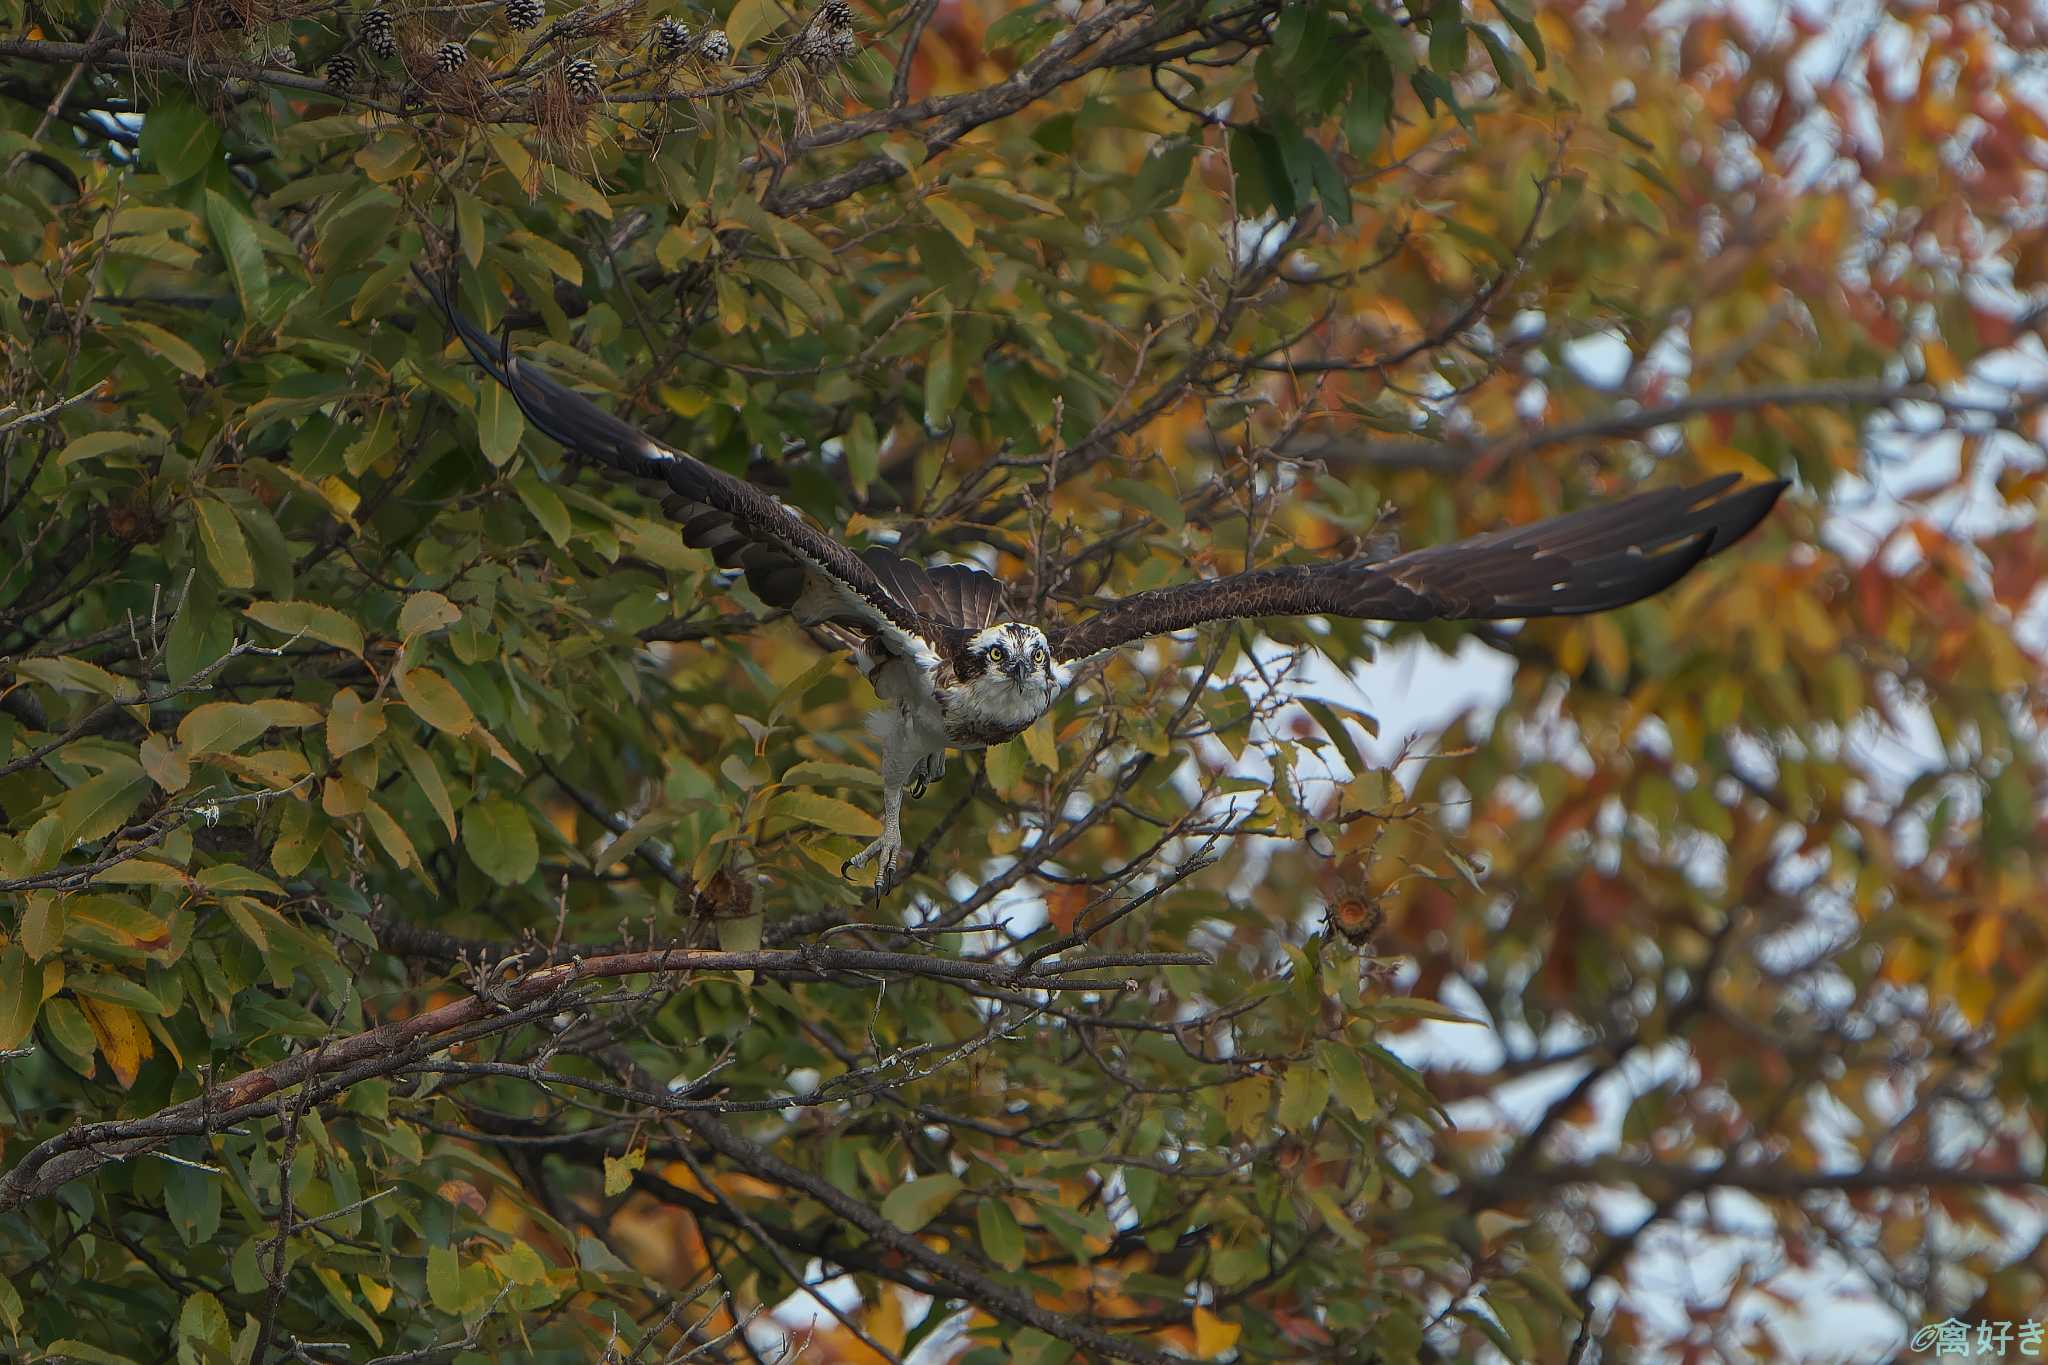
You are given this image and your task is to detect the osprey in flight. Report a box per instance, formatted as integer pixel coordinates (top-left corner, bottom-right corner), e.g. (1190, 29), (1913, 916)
(421, 275), (1787, 889)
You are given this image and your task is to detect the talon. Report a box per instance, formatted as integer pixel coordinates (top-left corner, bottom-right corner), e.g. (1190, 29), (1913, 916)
(907, 775), (927, 800)
(840, 857), (857, 879)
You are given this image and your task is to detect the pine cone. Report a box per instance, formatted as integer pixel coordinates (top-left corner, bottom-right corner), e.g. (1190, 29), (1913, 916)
(799, 25), (856, 70)
(504, 0), (543, 30)
(359, 7), (396, 59)
(267, 45), (298, 70)
(695, 28), (730, 63)
(654, 17), (691, 56)
(433, 40), (468, 73)
(820, 0), (853, 30)
(325, 54), (359, 90)
(564, 57), (601, 101)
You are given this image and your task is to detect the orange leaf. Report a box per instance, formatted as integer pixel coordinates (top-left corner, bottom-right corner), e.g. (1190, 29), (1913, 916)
(1194, 1306), (1242, 1359)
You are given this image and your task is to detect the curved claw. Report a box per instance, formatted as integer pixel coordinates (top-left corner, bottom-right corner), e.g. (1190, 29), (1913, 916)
(840, 857), (857, 880)
(907, 774), (928, 801)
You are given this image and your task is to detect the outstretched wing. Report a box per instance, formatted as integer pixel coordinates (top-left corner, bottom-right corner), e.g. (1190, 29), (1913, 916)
(416, 270), (1006, 663)
(1044, 475), (1788, 665)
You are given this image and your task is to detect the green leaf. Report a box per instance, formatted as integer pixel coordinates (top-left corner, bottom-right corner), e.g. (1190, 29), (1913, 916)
(244, 600), (365, 655)
(1492, 0), (1547, 69)
(57, 429), (147, 470)
(204, 190), (269, 322)
(69, 972), (167, 1015)
(1105, 478), (1186, 532)
(43, 1342), (140, 1365)
(1316, 1041), (1376, 1121)
(881, 1173), (962, 1233)
(426, 1246), (464, 1315)
(1277, 1061), (1332, 1128)
(1428, 0), (1468, 75)
(178, 702), (272, 756)
(767, 790), (880, 839)
(1345, 57), (1394, 160)
(976, 1197), (1025, 1270)
(138, 94), (219, 183)
(54, 771), (150, 846)
(16, 655), (131, 698)
(513, 466), (571, 546)
(506, 230), (583, 284)
(392, 732), (459, 842)
(194, 499), (254, 589)
(984, 738), (1023, 792)
(463, 797), (539, 886)
(399, 591), (462, 637)
(724, 0), (779, 51)
(130, 320), (208, 378)
(924, 329), (965, 430)
(476, 380), (525, 467)
(0, 947), (39, 1050)
(20, 893), (64, 961)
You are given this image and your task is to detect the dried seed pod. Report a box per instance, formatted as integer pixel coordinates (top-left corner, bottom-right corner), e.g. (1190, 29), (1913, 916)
(819, 0), (853, 30)
(504, 0), (543, 30)
(433, 40), (468, 73)
(267, 45), (297, 70)
(325, 54), (359, 90)
(695, 28), (730, 63)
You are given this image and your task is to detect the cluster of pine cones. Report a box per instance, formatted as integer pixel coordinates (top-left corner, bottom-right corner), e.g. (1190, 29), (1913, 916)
(322, 1), (761, 103)
(795, 0), (859, 72)
(320, 1), (856, 104)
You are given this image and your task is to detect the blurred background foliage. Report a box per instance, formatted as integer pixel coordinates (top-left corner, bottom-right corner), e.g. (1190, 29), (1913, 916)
(1, 0), (2045, 1360)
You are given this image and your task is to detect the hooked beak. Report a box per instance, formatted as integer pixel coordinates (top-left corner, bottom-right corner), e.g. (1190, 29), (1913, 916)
(1002, 658), (1029, 681)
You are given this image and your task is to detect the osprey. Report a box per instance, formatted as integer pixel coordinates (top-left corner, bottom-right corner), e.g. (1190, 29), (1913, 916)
(419, 274), (1787, 889)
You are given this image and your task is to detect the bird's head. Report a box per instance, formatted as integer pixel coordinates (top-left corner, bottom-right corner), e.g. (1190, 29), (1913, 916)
(960, 622), (1060, 690)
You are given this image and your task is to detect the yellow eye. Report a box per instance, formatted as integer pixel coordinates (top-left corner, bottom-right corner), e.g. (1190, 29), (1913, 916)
(1034, 646), (1046, 661)
(989, 644), (1006, 662)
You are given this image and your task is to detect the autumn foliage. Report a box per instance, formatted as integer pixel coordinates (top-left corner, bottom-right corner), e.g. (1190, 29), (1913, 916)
(1, 0), (2045, 1362)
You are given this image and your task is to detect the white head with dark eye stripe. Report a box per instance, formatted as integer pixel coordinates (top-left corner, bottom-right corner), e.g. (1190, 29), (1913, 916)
(964, 622), (1056, 685)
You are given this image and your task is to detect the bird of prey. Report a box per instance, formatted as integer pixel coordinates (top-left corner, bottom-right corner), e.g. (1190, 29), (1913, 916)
(418, 273), (1788, 889)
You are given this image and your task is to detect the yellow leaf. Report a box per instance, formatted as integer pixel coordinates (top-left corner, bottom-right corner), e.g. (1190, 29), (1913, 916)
(323, 775), (368, 817)
(1193, 1307), (1241, 1359)
(1023, 714), (1059, 772)
(327, 687), (386, 758)
(604, 1144), (647, 1196)
(926, 196), (976, 246)
(358, 1276), (394, 1313)
(364, 796), (422, 872)
(396, 666), (477, 735)
(194, 497), (254, 589)
(78, 995), (152, 1089)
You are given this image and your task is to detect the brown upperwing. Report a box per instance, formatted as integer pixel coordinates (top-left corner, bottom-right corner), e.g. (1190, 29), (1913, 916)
(418, 270), (1009, 655)
(1044, 475), (1788, 664)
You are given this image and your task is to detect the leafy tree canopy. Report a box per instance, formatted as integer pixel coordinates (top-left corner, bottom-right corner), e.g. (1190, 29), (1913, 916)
(1, 0), (2044, 1360)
